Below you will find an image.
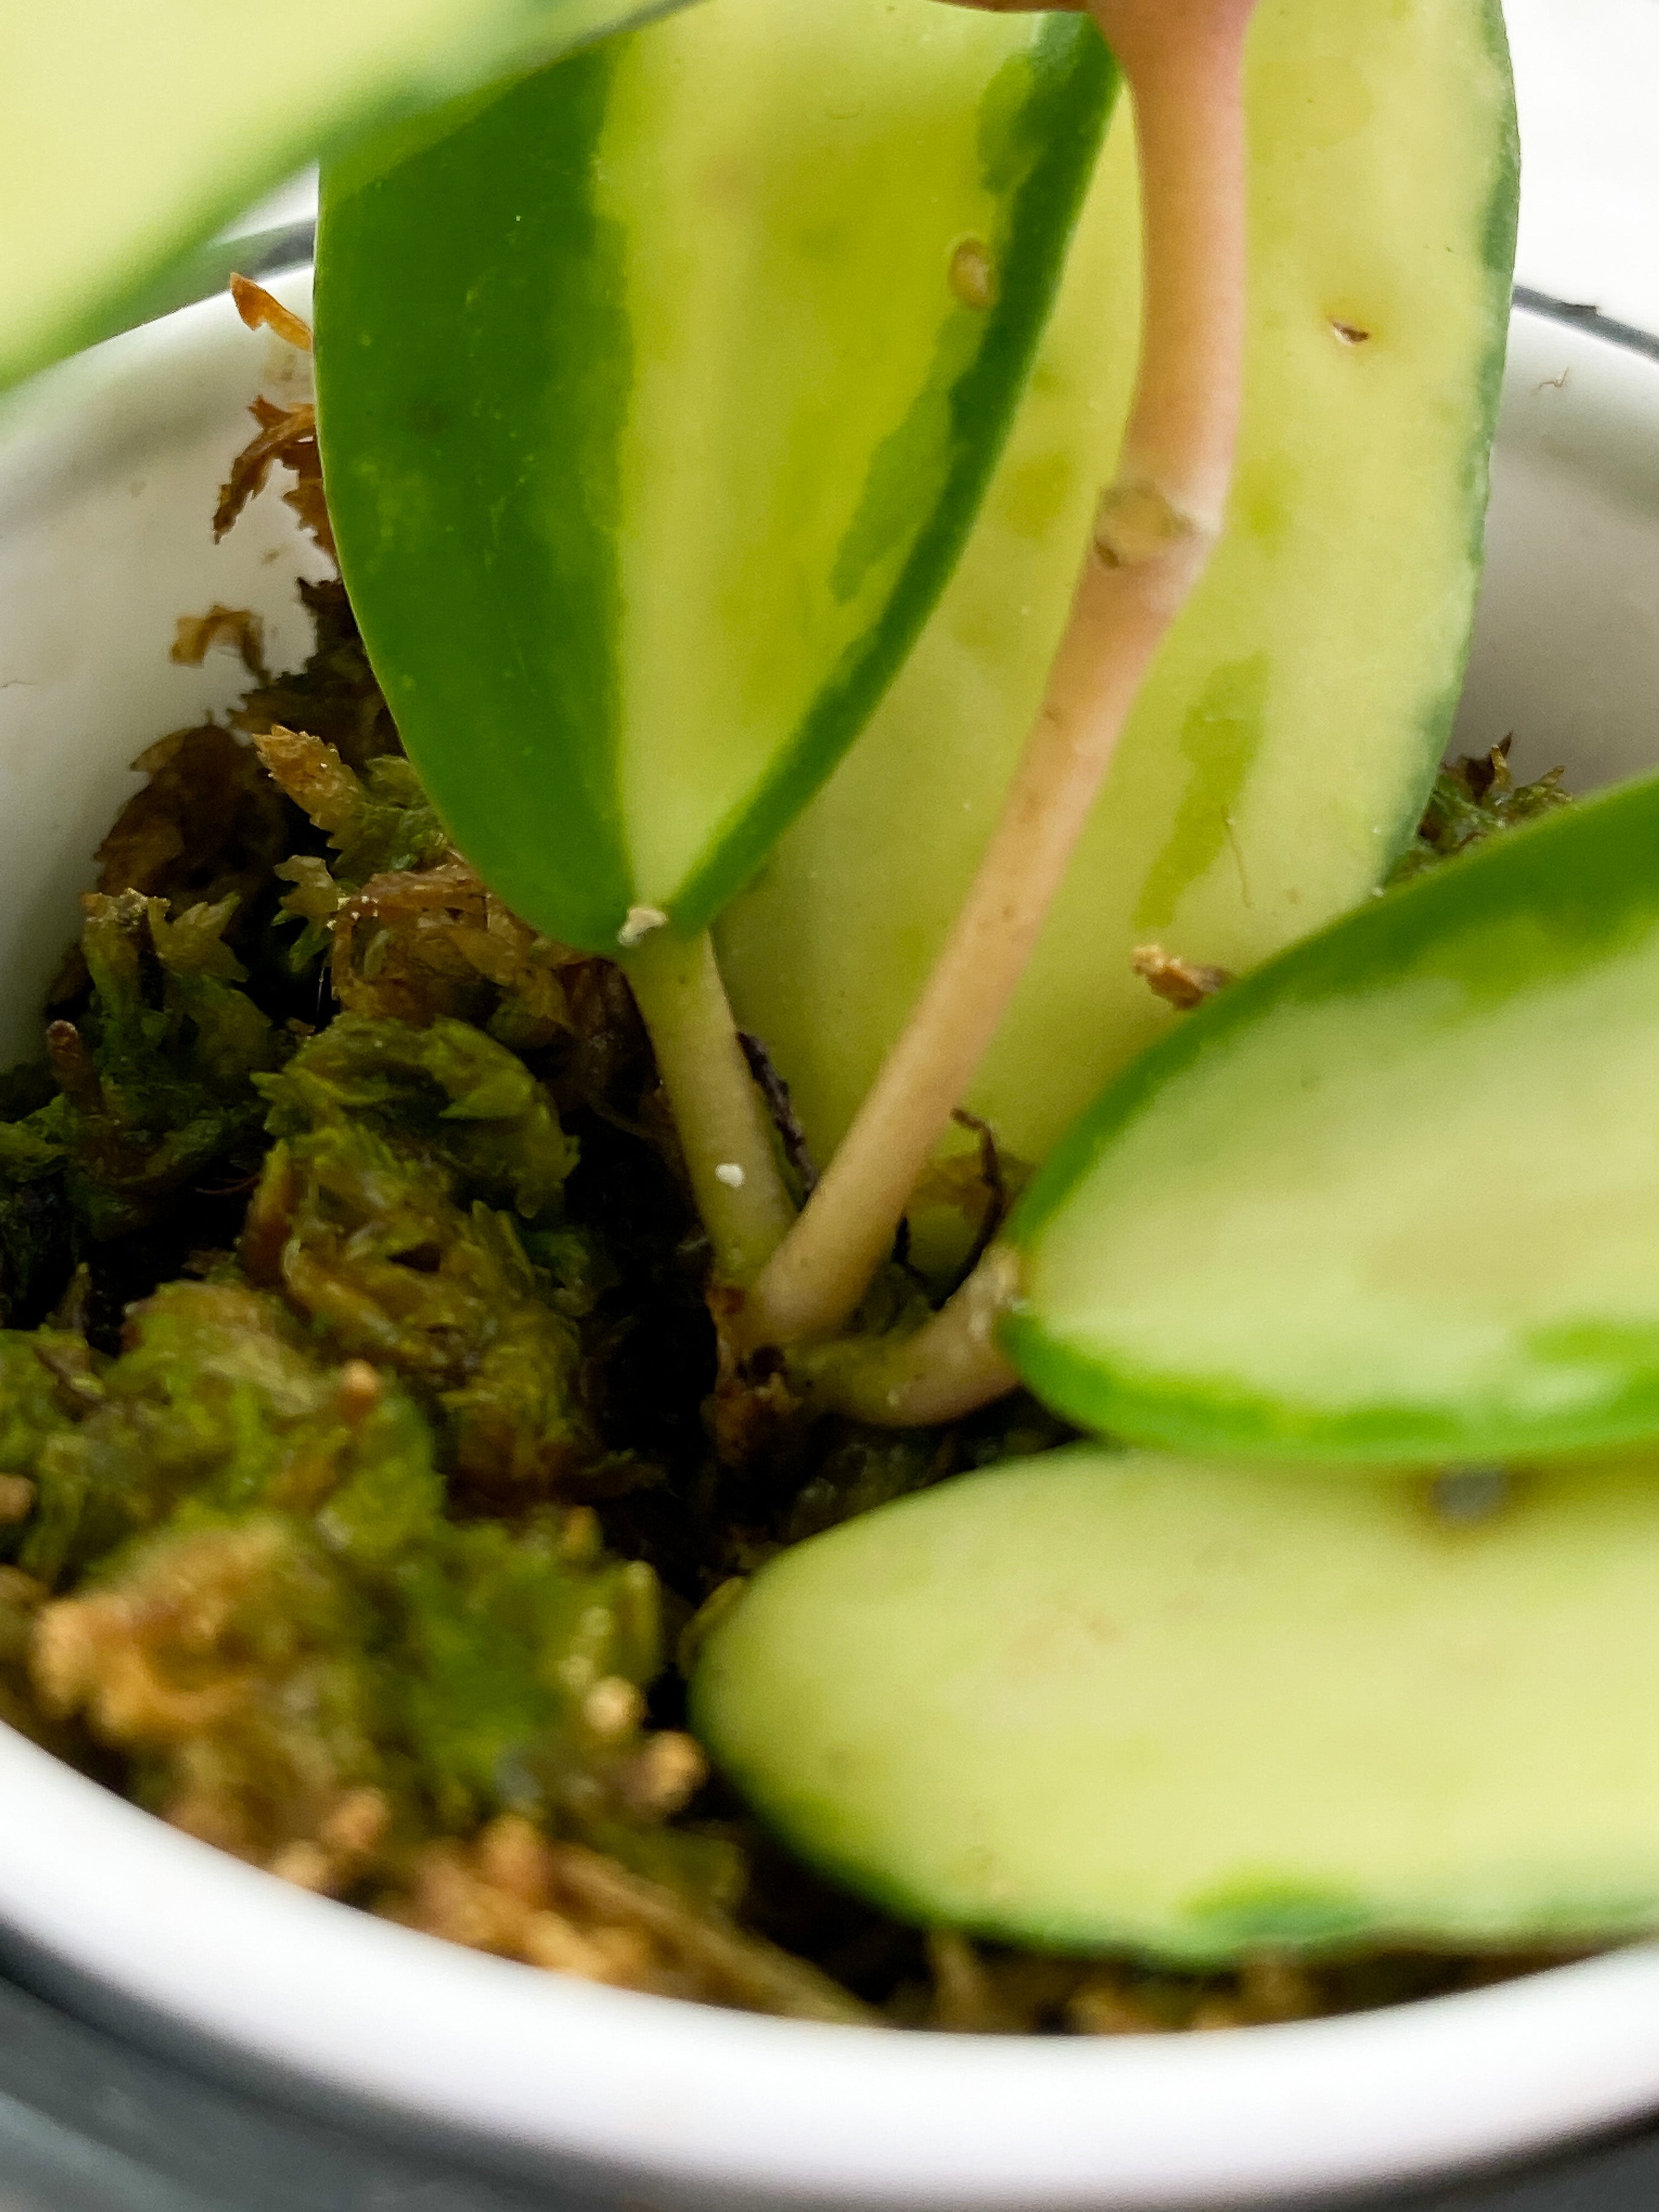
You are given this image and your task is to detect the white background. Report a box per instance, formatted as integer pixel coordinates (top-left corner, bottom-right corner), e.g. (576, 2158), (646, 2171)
(1506, 0), (1659, 331)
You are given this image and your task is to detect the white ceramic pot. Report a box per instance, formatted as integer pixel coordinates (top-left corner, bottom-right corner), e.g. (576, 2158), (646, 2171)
(1, 277), (1658, 2212)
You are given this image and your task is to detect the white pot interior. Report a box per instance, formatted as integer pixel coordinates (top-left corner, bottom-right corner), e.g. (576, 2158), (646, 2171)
(0, 279), (1658, 2211)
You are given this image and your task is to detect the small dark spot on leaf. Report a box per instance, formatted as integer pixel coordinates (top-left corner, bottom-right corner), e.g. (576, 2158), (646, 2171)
(1426, 1467), (1515, 1529)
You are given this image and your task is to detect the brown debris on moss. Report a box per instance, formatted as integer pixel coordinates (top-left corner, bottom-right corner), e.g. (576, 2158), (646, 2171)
(228, 274), (314, 354)
(33, 1515), (383, 1858)
(232, 578), (399, 770)
(0, 1565), (70, 1751)
(91, 724), (291, 920)
(170, 604), (270, 682)
(905, 1931), (1580, 2039)
(254, 723), (618, 1052)
(384, 1819), (873, 2021)
(215, 394), (333, 563)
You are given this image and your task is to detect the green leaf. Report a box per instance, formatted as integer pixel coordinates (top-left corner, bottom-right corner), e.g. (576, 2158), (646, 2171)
(0, 0), (694, 393)
(1003, 771), (1659, 1467)
(696, 1446), (1659, 1959)
(313, 0), (1116, 954)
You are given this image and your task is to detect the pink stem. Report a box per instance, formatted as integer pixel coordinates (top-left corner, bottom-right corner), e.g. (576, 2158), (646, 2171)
(745, 0), (1258, 1354)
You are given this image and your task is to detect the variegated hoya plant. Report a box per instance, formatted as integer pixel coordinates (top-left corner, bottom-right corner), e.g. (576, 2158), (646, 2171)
(22, 0), (1659, 1962)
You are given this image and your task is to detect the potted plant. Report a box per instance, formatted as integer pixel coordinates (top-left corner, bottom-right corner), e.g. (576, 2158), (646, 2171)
(4, 2), (1659, 2204)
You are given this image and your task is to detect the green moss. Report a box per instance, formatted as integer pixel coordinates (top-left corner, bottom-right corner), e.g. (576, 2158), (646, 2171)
(245, 1017), (600, 1500)
(16, 1281), (441, 1586)
(1387, 742), (1570, 888)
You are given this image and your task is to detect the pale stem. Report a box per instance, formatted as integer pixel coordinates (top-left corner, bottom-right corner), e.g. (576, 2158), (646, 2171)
(794, 1246), (1022, 1426)
(745, 0), (1256, 1352)
(622, 929), (798, 1286)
